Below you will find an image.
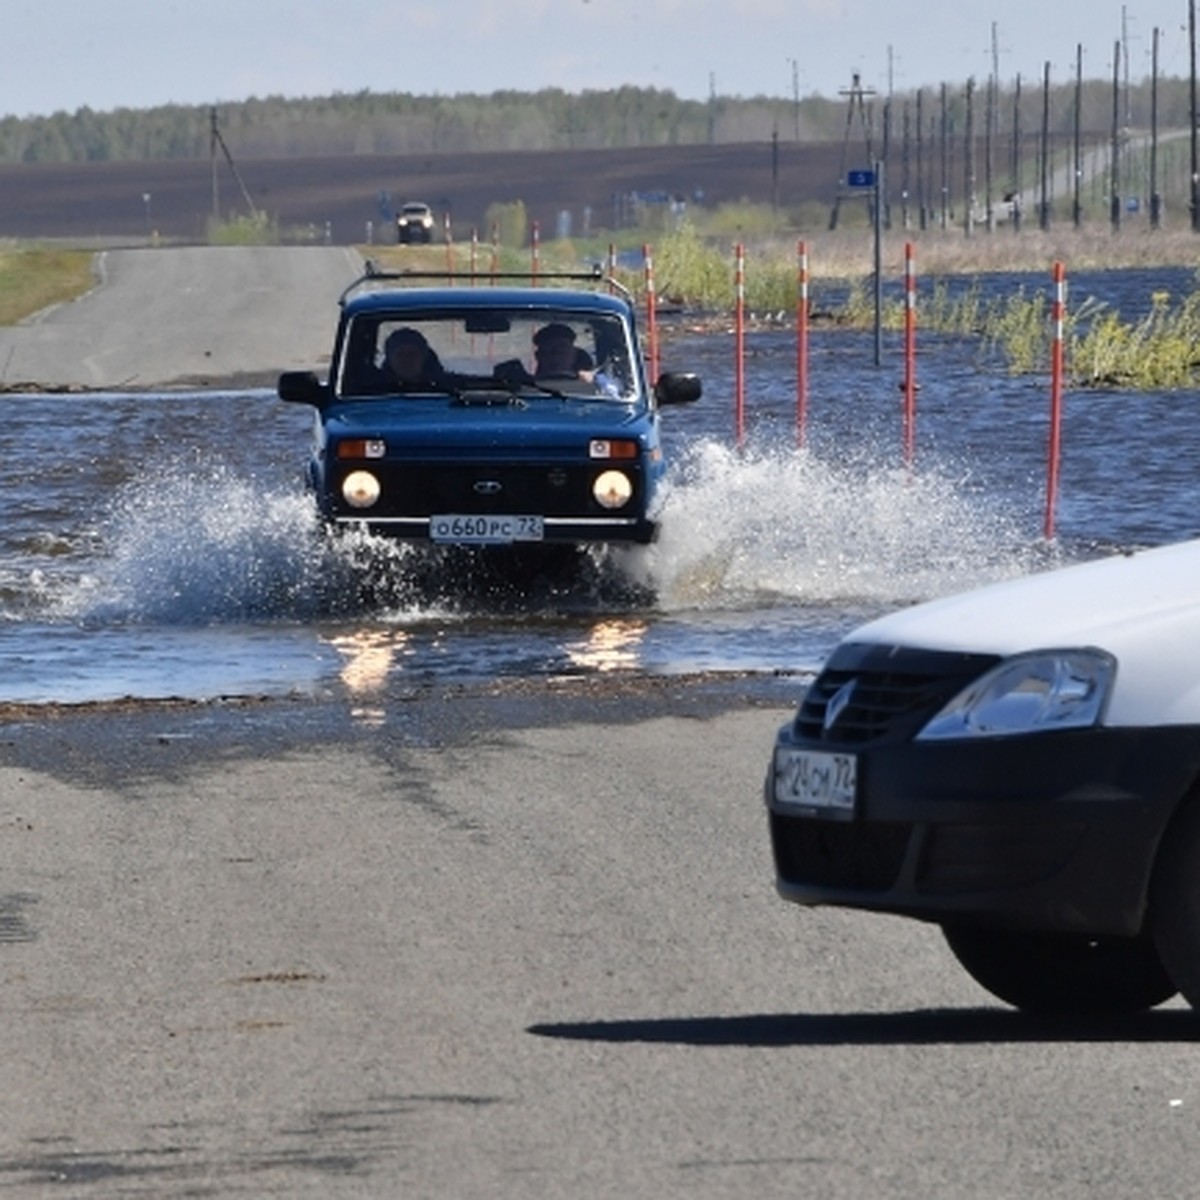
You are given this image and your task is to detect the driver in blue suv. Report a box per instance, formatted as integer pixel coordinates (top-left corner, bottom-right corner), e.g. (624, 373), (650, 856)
(378, 327), (445, 389)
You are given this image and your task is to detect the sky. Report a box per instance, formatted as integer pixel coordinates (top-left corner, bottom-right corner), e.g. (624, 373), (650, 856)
(2, 0), (1193, 119)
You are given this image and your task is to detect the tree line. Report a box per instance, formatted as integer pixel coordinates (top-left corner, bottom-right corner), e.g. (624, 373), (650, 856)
(0, 78), (1192, 166)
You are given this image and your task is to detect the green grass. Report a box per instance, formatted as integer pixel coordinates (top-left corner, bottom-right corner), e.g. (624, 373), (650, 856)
(0, 245), (95, 325)
(207, 212), (279, 245)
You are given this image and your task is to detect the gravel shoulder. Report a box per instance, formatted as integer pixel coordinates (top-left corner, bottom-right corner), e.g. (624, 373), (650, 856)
(0, 244), (363, 391)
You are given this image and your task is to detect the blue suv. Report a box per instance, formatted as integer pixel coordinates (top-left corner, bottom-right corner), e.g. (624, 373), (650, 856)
(278, 268), (700, 548)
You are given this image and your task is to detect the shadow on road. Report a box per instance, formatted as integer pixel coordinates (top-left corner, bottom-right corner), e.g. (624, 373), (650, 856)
(528, 1007), (1200, 1046)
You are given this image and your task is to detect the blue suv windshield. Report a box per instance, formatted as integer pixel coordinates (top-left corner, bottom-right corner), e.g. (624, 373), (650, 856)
(336, 308), (639, 401)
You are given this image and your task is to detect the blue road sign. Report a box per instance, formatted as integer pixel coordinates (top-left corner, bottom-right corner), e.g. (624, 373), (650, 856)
(847, 169), (876, 187)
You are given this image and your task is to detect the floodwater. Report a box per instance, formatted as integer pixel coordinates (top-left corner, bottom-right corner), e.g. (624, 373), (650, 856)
(4, 266), (1198, 706)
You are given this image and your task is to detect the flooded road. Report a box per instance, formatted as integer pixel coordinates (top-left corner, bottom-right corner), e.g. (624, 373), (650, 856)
(7, 284), (1199, 706)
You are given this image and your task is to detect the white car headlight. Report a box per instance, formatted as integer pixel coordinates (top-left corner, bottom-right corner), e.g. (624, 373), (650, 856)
(916, 649), (1115, 741)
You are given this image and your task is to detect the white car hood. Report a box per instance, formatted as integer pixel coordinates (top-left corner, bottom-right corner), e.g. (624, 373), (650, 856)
(848, 538), (1200, 727)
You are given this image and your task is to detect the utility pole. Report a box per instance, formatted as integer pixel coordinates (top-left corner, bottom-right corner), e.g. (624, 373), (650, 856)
(873, 160), (884, 367)
(771, 125), (780, 210)
(882, 47), (894, 229)
(1151, 26), (1162, 228)
(985, 71), (995, 231)
(1073, 45), (1083, 228)
(916, 89), (927, 230)
(1122, 4), (1132, 128)
(964, 77), (976, 237)
(940, 82), (950, 228)
(829, 71), (876, 230)
(986, 22), (999, 231)
(1111, 39), (1122, 231)
(1039, 62), (1051, 230)
(209, 106), (259, 223)
(1191, 0), (1199, 230)
(210, 107), (220, 222)
(1011, 73), (1022, 231)
(788, 58), (801, 141)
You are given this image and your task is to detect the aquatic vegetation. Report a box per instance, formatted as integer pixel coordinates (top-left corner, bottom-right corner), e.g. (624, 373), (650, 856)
(979, 289), (1053, 376)
(622, 229), (1200, 391)
(1068, 290), (1200, 389)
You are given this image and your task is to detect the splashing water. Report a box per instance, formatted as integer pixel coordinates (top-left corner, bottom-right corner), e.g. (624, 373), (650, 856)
(1, 438), (1067, 703)
(43, 442), (1045, 628)
(53, 464), (340, 624)
(639, 440), (1049, 613)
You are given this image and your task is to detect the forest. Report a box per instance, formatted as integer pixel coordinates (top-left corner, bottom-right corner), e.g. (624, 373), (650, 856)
(0, 77), (1191, 165)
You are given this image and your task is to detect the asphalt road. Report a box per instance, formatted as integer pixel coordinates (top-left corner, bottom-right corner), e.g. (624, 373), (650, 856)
(0, 676), (1198, 1198)
(0, 244), (364, 391)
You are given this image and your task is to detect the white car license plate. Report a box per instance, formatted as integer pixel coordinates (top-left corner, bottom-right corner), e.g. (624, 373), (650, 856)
(773, 747), (857, 815)
(430, 514), (544, 544)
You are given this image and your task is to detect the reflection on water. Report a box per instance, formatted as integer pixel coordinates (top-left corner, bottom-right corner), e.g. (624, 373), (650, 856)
(330, 628), (404, 694)
(564, 618), (649, 673)
(328, 628), (408, 725)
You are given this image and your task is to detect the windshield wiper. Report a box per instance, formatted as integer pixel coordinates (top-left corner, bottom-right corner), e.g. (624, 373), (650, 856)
(485, 375), (569, 402)
(417, 383), (465, 400)
(523, 380), (570, 400)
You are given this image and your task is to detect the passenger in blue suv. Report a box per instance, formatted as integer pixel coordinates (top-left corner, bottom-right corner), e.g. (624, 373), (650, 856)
(533, 322), (593, 380)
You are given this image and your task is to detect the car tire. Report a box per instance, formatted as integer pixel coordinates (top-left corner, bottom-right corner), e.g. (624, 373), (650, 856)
(1151, 797), (1200, 1011)
(941, 924), (1177, 1015)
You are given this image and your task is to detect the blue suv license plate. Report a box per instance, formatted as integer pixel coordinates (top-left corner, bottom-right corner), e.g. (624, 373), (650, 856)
(430, 514), (545, 544)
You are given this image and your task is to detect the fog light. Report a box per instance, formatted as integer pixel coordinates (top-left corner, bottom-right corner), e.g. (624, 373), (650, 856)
(593, 469), (632, 509)
(342, 470), (381, 508)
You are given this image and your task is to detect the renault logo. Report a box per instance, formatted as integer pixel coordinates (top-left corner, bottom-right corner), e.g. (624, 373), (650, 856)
(823, 679), (856, 734)
(473, 480), (503, 495)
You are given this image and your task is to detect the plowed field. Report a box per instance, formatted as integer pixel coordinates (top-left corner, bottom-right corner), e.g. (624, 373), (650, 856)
(0, 141), (845, 244)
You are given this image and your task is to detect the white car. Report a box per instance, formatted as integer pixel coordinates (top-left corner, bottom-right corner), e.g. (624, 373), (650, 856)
(766, 537), (1200, 1016)
(396, 201), (435, 244)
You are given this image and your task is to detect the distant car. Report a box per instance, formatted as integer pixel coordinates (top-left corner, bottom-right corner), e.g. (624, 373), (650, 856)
(765, 538), (1200, 1017)
(277, 267), (700, 552)
(396, 201), (435, 244)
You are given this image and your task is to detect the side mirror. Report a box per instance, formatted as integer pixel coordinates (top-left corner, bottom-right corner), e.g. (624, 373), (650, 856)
(278, 370), (328, 407)
(655, 372), (702, 406)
